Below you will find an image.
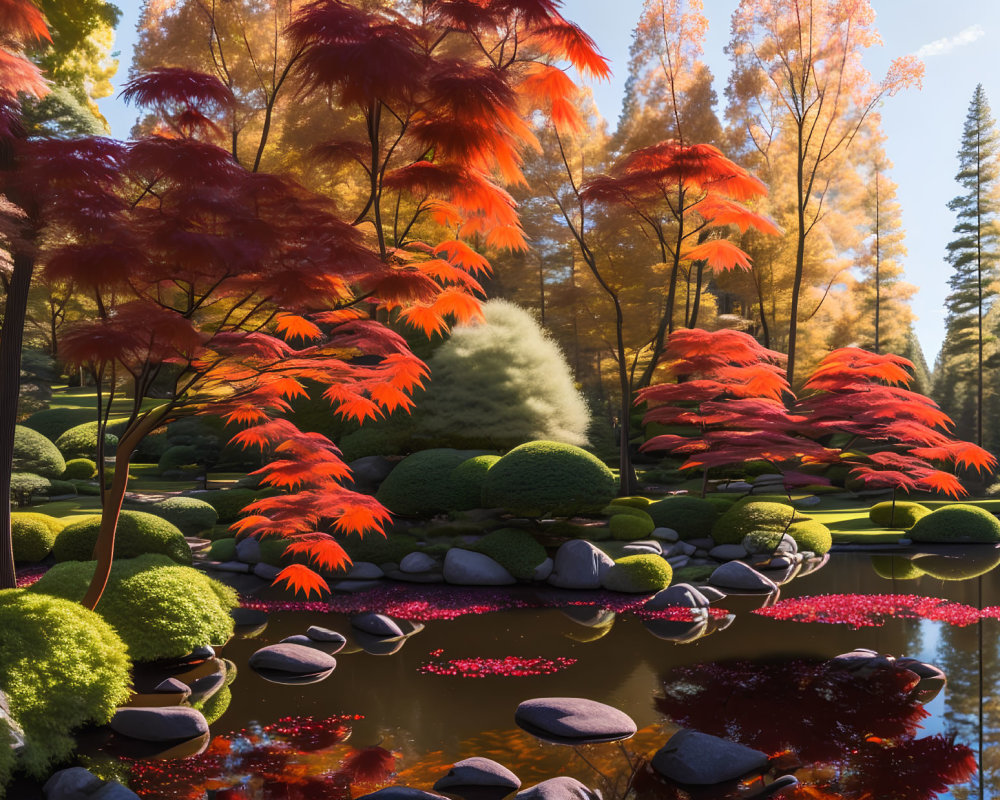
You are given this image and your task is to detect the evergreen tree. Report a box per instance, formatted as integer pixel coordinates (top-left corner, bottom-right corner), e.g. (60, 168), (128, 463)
(940, 85), (1000, 448)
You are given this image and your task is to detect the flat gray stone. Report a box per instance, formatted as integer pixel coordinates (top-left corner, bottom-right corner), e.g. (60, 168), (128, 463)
(652, 527), (679, 542)
(686, 537), (715, 551)
(399, 552), (438, 573)
(709, 561), (778, 592)
(443, 549), (517, 585)
(515, 697), (636, 744)
(153, 678), (190, 695)
(347, 561), (384, 580)
(622, 544), (661, 556)
(358, 789), (451, 800)
(351, 612), (405, 638)
(235, 537), (261, 564)
(548, 540), (614, 590)
(187, 666), (226, 705)
(249, 643), (337, 675)
(212, 560), (250, 573)
(709, 544), (749, 561)
(717, 480), (753, 492)
(644, 583), (710, 610)
(532, 557), (554, 581)
(253, 562), (282, 581)
(307, 625), (346, 645)
(434, 757), (521, 792)
(348, 456), (395, 492)
(44, 767), (104, 800)
(91, 783), (140, 800)
(514, 778), (600, 800)
(651, 728), (769, 785)
(110, 707), (209, 742)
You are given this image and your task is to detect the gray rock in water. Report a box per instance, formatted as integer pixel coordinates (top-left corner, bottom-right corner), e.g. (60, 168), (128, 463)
(43, 767), (104, 800)
(443, 549), (517, 586)
(110, 707), (209, 743)
(153, 677), (190, 695)
(358, 788), (450, 800)
(652, 527), (679, 542)
(643, 616), (709, 643)
(515, 778), (600, 800)
(90, 783), (140, 800)
(187, 665), (226, 705)
(307, 625), (346, 645)
(434, 757), (521, 792)
(532, 557), (554, 581)
(235, 536), (261, 564)
(651, 728), (769, 785)
(249, 643), (337, 676)
(644, 583), (710, 610)
(697, 585), (727, 603)
(399, 552), (438, 573)
(548, 540), (615, 590)
(774, 534), (798, 556)
(351, 612), (405, 638)
(709, 561), (778, 593)
(561, 606), (615, 627)
(253, 562), (282, 581)
(709, 544), (749, 561)
(515, 697), (637, 744)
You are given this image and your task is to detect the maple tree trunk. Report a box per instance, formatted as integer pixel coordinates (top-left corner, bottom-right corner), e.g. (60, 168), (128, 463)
(612, 296), (637, 496)
(786, 130), (808, 391)
(0, 248), (33, 589)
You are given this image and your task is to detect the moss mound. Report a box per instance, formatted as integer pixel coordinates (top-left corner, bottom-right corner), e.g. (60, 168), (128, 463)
(647, 496), (718, 539)
(603, 555), (672, 593)
(11, 515), (58, 563)
(482, 440), (616, 517)
(470, 528), (547, 580)
(787, 519), (833, 555)
(13, 425), (65, 479)
(196, 488), (259, 523)
(30, 554), (237, 661)
(54, 421), (119, 460)
(609, 496), (653, 509)
(909, 504), (1000, 544)
(0, 590), (130, 783)
(208, 538), (237, 561)
(53, 510), (191, 564)
(62, 457), (97, 480)
(158, 444), (200, 474)
(149, 496), (219, 536)
(869, 501), (930, 529)
(712, 499), (805, 545)
(376, 448), (487, 517)
(871, 556), (926, 580)
(913, 549), (1000, 581)
(609, 512), (655, 541)
(340, 532), (419, 566)
(450, 455), (501, 511)
(21, 407), (95, 442)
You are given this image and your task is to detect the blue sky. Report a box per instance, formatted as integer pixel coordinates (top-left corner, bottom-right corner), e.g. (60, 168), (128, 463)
(98, 0), (1000, 366)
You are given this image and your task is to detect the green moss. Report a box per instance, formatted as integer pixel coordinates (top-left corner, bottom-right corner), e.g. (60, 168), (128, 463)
(470, 528), (548, 580)
(450, 455), (501, 511)
(197, 488), (259, 523)
(609, 512), (655, 541)
(0, 590), (130, 782)
(53, 510), (191, 564)
(341, 532), (419, 566)
(62, 458), (97, 480)
(671, 564), (716, 585)
(376, 448), (486, 516)
(209, 538), (237, 561)
(482, 440), (616, 517)
(13, 425), (65, 479)
(705, 496), (738, 515)
(150, 496), (219, 535)
(647, 496), (719, 539)
(193, 685), (231, 726)
(29, 554), (237, 661)
(741, 528), (784, 551)
(868, 501), (931, 529)
(258, 537), (291, 567)
(787, 519), (833, 555)
(11, 516), (56, 563)
(909, 504), (1000, 544)
(712, 500), (805, 545)
(609, 496), (653, 509)
(54, 421), (118, 460)
(603, 554), (672, 593)
(601, 504), (652, 519)
(871, 556), (926, 580)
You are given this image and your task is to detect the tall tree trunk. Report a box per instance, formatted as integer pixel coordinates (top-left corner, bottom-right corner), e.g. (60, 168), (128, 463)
(0, 248), (34, 589)
(612, 295), (638, 496)
(787, 125), (807, 390)
(874, 170), (881, 354)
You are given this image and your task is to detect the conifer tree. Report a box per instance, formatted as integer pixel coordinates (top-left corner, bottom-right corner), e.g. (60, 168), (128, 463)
(939, 85), (1000, 448)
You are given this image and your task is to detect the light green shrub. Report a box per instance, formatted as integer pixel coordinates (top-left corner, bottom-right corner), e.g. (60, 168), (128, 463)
(602, 504), (652, 519)
(609, 512), (655, 541)
(482, 440), (616, 517)
(13, 425), (65, 479)
(609, 496), (653, 509)
(38, 479), (75, 497)
(787, 519), (833, 555)
(53, 510), (191, 564)
(11, 512), (65, 538)
(912, 549), (1000, 580)
(209, 538), (237, 561)
(29, 554), (237, 661)
(9, 473), (50, 507)
(711, 499), (806, 545)
(470, 528), (547, 580)
(603, 555), (672, 593)
(62, 457), (97, 480)
(450, 455), (501, 510)
(647, 496), (718, 539)
(740, 528), (784, 551)
(909, 504), (1000, 544)
(869, 501), (931, 529)
(376, 448), (485, 516)
(150, 496), (219, 535)
(0, 590), (130, 783)
(11, 515), (57, 563)
(21, 407), (93, 442)
(54, 422), (118, 460)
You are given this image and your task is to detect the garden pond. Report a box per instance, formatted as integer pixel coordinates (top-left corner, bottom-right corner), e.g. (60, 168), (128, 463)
(66, 546), (1000, 800)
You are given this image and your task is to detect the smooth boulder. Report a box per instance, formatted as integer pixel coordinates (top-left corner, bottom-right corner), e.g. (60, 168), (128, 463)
(434, 757), (521, 794)
(708, 561), (778, 592)
(644, 583), (710, 610)
(351, 612), (406, 638)
(651, 728), (769, 785)
(443, 549), (517, 586)
(548, 540), (614, 590)
(514, 778), (600, 800)
(110, 706), (209, 742)
(515, 697), (636, 744)
(249, 642), (337, 681)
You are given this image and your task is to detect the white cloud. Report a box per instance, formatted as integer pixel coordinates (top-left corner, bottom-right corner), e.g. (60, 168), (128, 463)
(915, 24), (986, 58)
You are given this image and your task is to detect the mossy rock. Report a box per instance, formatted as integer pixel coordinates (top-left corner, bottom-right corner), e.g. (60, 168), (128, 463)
(29, 554), (238, 662)
(647, 496), (719, 539)
(602, 504), (652, 519)
(603, 554), (672, 593)
(53, 510), (191, 564)
(868, 501), (930, 529)
(912, 549), (1000, 581)
(63, 458), (98, 480)
(54, 421), (119, 460)
(13, 425), (65, 479)
(909, 504), (1000, 544)
(0, 590), (130, 784)
(149, 496), (219, 536)
(196, 488), (259, 523)
(671, 564), (716, 585)
(871, 556), (926, 580)
(208, 538), (237, 561)
(341, 532), (419, 566)
(609, 512), (655, 541)
(787, 519), (832, 555)
(376, 448), (487, 517)
(450, 454), (501, 511)
(741, 528), (784, 552)
(482, 440), (616, 517)
(609, 496), (653, 509)
(470, 528), (548, 580)
(712, 499), (805, 545)
(11, 514), (58, 562)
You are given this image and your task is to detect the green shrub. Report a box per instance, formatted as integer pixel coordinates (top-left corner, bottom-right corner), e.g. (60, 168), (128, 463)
(787, 519), (833, 555)
(258, 536), (292, 567)
(376, 448), (486, 516)
(603, 554), (672, 593)
(340, 532), (419, 566)
(912, 549), (1000, 580)
(53, 510), (191, 564)
(62, 457), (97, 480)
(869, 501), (931, 529)
(711, 500), (805, 545)
(9, 473), (50, 507)
(871, 556), (926, 580)
(39, 479), (76, 497)
(158, 444), (200, 474)
(609, 512), (655, 541)
(70, 479), (101, 496)
(208, 538), (237, 561)
(0, 590), (130, 783)
(338, 415), (415, 461)
(11, 515), (58, 563)
(647, 496), (719, 539)
(450, 455), (501, 510)
(13, 425), (65, 479)
(741, 528), (784, 551)
(150, 496), (219, 535)
(11, 512), (65, 538)
(470, 528), (548, 580)
(196, 488), (259, 523)
(54, 421), (119, 460)
(705, 496), (738, 515)
(482, 440), (616, 517)
(602, 504), (653, 519)
(909, 504), (1000, 544)
(30, 554), (237, 661)
(609, 496), (653, 509)
(21, 407), (93, 442)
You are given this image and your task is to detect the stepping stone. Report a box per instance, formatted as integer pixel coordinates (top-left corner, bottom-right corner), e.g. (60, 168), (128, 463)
(708, 561), (778, 593)
(357, 788), (451, 800)
(110, 707), (209, 742)
(644, 583), (709, 610)
(514, 778), (600, 800)
(249, 643), (336, 684)
(307, 626), (347, 653)
(514, 697), (636, 745)
(434, 757), (521, 799)
(400, 552), (437, 573)
(651, 728), (769, 785)
(548, 541), (614, 590)
(351, 612), (405, 638)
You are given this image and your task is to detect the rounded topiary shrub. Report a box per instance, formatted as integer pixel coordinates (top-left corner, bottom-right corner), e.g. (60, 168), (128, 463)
(603, 554), (672, 593)
(30, 554), (237, 661)
(871, 555), (926, 580)
(54, 421), (118, 460)
(208, 537), (237, 561)
(13, 425), (65, 479)
(609, 511), (655, 541)
(609, 496), (653, 509)
(647, 496), (719, 539)
(869, 501), (931, 529)
(149, 496), (219, 536)
(0, 590), (130, 783)
(787, 519), (833, 555)
(450, 455), (501, 511)
(62, 457), (97, 480)
(196, 488), (259, 523)
(53, 510), (191, 564)
(909, 504), (1000, 544)
(711, 500), (804, 545)
(21, 407), (94, 442)
(158, 444), (200, 474)
(340, 531), (419, 566)
(470, 528), (548, 580)
(11, 515), (58, 563)
(9, 472), (51, 507)
(602, 504), (653, 520)
(912, 549), (1000, 580)
(376, 448), (486, 517)
(482, 440), (616, 517)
